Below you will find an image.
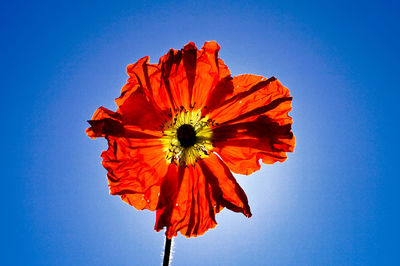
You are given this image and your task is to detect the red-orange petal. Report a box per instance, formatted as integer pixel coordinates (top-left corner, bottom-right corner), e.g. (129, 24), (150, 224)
(155, 164), (218, 238)
(101, 136), (168, 211)
(122, 42), (231, 115)
(155, 153), (251, 238)
(86, 106), (164, 140)
(159, 41), (231, 112)
(86, 107), (124, 139)
(199, 153), (251, 217)
(189, 41), (231, 109)
(115, 84), (168, 131)
(123, 56), (172, 112)
(213, 115), (295, 175)
(205, 75), (292, 125)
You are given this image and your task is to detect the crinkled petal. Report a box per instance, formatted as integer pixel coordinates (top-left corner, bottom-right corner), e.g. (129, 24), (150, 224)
(213, 115), (295, 175)
(155, 164), (218, 238)
(123, 41), (230, 115)
(199, 153), (251, 216)
(101, 136), (168, 211)
(86, 107), (124, 138)
(115, 84), (168, 131)
(123, 56), (172, 112)
(158, 41), (231, 112)
(86, 106), (163, 140)
(190, 41), (230, 109)
(205, 75), (292, 125)
(155, 153), (251, 238)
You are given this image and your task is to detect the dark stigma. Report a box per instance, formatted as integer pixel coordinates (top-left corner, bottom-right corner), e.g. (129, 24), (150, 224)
(177, 124), (197, 148)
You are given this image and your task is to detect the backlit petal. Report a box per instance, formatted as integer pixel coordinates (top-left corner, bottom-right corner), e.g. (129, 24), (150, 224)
(155, 153), (250, 238)
(213, 115), (295, 175)
(160, 41), (231, 112)
(205, 75), (292, 125)
(199, 153), (251, 217)
(115, 84), (168, 130)
(155, 164), (219, 238)
(86, 106), (163, 139)
(86, 107), (124, 138)
(123, 42), (230, 115)
(124, 56), (172, 112)
(102, 136), (168, 211)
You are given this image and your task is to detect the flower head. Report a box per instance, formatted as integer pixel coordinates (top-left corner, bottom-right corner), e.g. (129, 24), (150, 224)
(86, 41), (295, 238)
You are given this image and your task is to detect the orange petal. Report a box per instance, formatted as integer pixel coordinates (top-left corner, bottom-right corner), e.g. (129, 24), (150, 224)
(101, 136), (168, 211)
(124, 41), (231, 114)
(189, 41), (231, 109)
(160, 41), (232, 111)
(115, 84), (168, 131)
(86, 107), (124, 139)
(155, 153), (251, 238)
(86, 106), (163, 139)
(199, 153), (251, 217)
(123, 56), (172, 112)
(155, 164), (219, 238)
(213, 115), (295, 175)
(205, 75), (292, 125)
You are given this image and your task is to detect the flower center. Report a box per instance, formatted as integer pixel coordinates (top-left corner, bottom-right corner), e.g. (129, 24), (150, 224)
(161, 109), (214, 165)
(177, 124), (196, 147)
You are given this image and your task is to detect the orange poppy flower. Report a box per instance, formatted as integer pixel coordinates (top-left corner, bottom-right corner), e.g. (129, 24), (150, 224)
(86, 41), (295, 239)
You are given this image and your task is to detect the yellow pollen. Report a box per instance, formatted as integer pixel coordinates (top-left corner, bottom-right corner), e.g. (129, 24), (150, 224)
(161, 109), (213, 165)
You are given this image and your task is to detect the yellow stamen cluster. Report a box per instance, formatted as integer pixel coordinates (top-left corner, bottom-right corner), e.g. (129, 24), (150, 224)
(161, 109), (213, 165)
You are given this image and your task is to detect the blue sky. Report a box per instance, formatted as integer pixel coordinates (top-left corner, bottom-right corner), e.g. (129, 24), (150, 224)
(2, 0), (399, 265)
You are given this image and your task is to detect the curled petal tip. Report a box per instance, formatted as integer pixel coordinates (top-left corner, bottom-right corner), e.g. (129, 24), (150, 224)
(203, 41), (220, 52)
(184, 41), (197, 50)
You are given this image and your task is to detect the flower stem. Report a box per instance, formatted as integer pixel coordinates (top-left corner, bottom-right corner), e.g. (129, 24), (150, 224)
(163, 237), (173, 266)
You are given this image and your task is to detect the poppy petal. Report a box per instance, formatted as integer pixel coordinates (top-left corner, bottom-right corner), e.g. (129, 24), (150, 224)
(125, 42), (231, 114)
(155, 164), (219, 238)
(86, 106), (124, 138)
(159, 41), (232, 112)
(199, 153), (251, 217)
(189, 41), (231, 110)
(115, 84), (168, 131)
(205, 75), (292, 125)
(155, 153), (251, 238)
(124, 56), (173, 112)
(101, 136), (168, 211)
(213, 115), (295, 175)
(86, 106), (163, 139)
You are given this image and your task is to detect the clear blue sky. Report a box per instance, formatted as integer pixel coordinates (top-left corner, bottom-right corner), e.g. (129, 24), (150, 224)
(2, 0), (399, 265)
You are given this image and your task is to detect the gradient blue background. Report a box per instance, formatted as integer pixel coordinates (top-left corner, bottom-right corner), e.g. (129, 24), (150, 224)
(2, 0), (399, 265)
